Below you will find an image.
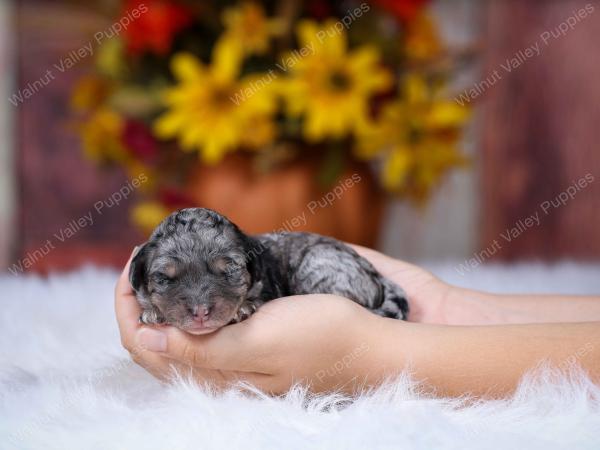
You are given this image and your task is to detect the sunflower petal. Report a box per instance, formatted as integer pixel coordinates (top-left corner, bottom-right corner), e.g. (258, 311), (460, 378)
(171, 53), (205, 82)
(212, 37), (243, 83)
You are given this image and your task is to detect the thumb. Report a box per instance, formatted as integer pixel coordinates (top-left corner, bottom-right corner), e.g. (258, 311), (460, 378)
(135, 324), (263, 372)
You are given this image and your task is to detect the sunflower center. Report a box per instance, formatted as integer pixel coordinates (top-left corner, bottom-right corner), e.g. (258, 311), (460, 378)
(408, 126), (422, 144)
(243, 11), (264, 34)
(328, 70), (352, 91)
(210, 86), (235, 110)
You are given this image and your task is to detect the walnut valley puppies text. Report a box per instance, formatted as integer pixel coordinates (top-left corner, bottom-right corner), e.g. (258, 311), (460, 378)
(274, 174), (362, 233)
(8, 3), (148, 107)
(93, 174), (148, 216)
(455, 3), (595, 106)
(229, 173), (363, 268)
(7, 173), (148, 275)
(229, 2), (370, 106)
(456, 173), (595, 275)
(539, 174), (595, 214)
(315, 342), (370, 383)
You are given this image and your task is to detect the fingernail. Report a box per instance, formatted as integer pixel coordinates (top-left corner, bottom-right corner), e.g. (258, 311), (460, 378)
(131, 245), (141, 257)
(136, 328), (167, 352)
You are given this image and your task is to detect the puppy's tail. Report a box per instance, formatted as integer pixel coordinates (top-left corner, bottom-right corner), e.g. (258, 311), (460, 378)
(375, 277), (409, 320)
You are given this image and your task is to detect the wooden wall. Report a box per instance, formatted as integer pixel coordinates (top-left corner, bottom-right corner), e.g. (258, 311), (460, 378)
(481, 0), (600, 260)
(15, 2), (141, 273)
(0, 1), (16, 269)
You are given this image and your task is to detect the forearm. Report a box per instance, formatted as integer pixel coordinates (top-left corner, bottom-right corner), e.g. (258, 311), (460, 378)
(363, 317), (600, 398)
(444, 287), (600, 325)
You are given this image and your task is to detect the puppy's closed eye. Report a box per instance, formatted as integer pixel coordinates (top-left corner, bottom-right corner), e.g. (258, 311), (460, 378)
(152, 272), (174, 286)
(211, 257), (239, 276)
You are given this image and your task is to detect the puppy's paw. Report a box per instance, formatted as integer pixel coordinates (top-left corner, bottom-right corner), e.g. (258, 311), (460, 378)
(139, 309), (166, 325)
(234, 301), (259, 323)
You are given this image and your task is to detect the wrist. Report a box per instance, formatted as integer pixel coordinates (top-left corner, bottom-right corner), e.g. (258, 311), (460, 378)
(353, 313), (411, 387)
(443, 286), (508, 325)
(405, 277), (453, 324)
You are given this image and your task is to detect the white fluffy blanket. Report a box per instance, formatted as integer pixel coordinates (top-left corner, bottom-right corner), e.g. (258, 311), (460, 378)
(1, 264), (600, 450)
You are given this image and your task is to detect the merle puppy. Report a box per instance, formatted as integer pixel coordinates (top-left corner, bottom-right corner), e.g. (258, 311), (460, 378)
(130, 208), (408, 334)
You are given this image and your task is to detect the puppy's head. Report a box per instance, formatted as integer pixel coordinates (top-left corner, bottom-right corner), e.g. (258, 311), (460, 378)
(130, 208), (256, 334)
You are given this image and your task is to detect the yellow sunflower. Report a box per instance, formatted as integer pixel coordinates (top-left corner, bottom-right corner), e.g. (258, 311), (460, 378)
(131, 201), (171, 233)
(79, 108), (128, 163)
(282, 20), (392, 142)
(154, 38), (278, 164)
(357, 74), (469, 200)
(222, 2), (284, 56)
(70, 76), (112, 113)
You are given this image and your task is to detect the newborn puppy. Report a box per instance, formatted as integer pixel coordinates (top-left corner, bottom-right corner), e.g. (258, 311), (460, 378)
(130, 208), (408, 334)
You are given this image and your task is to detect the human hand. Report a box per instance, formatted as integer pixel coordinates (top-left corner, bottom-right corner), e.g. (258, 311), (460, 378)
(349, 244), (455, 324)
(115, 252), (391, 394)
(116, 247), (600, 398)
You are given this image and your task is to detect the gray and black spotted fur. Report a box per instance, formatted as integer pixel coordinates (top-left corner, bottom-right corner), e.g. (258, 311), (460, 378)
(130, 208), (408, 332)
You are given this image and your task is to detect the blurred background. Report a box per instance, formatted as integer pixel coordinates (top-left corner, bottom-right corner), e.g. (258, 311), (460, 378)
(1, 0), (599, 276)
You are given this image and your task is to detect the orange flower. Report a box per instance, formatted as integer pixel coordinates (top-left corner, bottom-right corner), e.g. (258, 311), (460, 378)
(405, 13), (441, 61)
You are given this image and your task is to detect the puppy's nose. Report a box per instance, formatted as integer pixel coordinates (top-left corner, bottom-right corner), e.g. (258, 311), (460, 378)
(191, 305), (211, 319)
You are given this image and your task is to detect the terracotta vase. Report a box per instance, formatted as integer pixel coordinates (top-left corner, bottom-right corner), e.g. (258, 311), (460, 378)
(185, 153), (384, 247)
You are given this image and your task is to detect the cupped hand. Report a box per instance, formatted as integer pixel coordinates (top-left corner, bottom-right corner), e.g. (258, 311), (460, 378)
(115, 253), (386, 394)
(349, 244), (454, 324)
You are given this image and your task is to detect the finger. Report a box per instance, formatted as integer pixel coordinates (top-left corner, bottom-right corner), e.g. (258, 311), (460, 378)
(115, 247), (143, 350)
(129, 345), (219, 383)
(348, 243), (397, 265)
(115, 245), (140, 297)
(347, 244), (396, 272)
(131, 335), (275, 389)
(134, 323), (271, 373)
(348, 243), (420, 277)
(347, 243), (371, 253)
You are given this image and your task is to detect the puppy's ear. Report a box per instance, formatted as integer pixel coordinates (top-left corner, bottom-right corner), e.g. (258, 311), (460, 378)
(129, 243), (150, 292)
(241, 234), (262, 280)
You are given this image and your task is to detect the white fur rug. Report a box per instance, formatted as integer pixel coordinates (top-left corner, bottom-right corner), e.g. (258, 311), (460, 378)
(1, 264), (600, 450)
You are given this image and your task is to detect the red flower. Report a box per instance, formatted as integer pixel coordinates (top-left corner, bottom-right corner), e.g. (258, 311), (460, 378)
(122, 0), (194, 56)
(305, 1), (333, 21)
(122, 120), (159, 164)
(158, 187), (195, 209)
(372, 0), (429, 22)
